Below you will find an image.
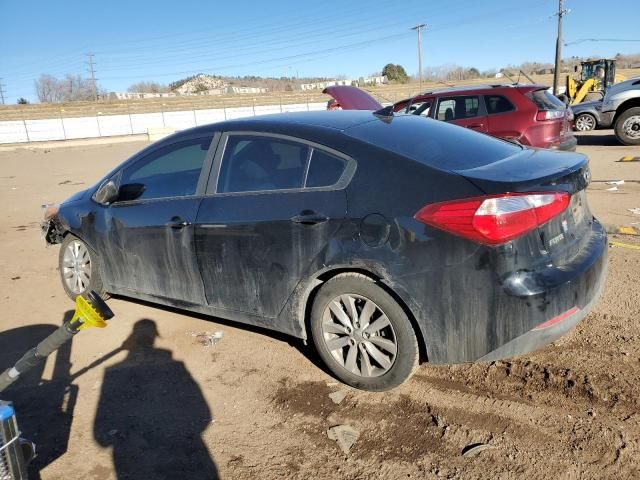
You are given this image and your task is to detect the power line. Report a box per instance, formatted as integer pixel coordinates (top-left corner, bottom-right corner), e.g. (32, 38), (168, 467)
(565, 38), (640, 46)
(99, 31), (413, 81)
(0, 79), (6, 105)
(86, 52), (98, 101)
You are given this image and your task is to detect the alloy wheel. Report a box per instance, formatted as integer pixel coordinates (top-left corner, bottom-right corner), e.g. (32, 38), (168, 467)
(62, 240), (91, 294)
(575, 114), (596, 131)
(622, 115), (640, 140)
(321, 294), (397, 377)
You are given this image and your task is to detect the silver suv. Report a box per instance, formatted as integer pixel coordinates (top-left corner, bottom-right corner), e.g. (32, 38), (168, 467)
(600, 77), (640, 145)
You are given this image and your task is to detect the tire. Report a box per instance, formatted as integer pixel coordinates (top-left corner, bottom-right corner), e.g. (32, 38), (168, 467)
(310, 274), (419, 391)
(574, 113), (597, 132)
(58, 235), (108, 301)
(614, 107), (640, 146)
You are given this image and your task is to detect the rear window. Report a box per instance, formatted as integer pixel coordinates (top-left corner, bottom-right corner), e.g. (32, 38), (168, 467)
(485, 95), (515, 114)
(526, 89), (566, 111)
(346, 115), (521, 170)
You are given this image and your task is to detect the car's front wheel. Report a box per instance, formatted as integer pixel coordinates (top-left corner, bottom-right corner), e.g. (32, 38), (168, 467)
(59, 235), (107, 301)
(615, 107), (640, 146)
(574, 112), (597, 131)
(310, 274), (419, 391)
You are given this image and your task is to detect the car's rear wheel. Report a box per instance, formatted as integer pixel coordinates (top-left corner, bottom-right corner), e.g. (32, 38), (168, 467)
(614, 107), (640, 146)
(574, 113), (597, 131)
(59, 235), (107, 301)
(310, 274), (419, 391)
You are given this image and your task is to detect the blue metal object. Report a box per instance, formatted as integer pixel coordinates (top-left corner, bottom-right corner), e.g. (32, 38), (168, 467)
(0, 400), (28, 480)
(0, 404), (14, 422)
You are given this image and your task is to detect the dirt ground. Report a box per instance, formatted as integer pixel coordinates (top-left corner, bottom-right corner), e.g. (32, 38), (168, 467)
(0, 130), (639, 480)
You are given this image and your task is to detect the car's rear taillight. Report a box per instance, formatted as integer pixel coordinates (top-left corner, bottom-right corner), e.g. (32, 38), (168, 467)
(536, 110), (565, 121)
(415, 192), (570, 245)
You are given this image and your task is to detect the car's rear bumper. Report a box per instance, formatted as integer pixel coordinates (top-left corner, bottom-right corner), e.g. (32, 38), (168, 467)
(396, 219), (608, 364)
(477, 267), (605, 362)
(551, 135), (578, 151)
(478, 220), (607, 362)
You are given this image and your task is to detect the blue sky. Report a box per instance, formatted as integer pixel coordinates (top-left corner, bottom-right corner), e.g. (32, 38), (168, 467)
(1, 0), (639, 103)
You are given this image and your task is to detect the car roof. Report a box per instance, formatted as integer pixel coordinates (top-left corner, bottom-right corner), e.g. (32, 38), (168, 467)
(395, 83), (548, 103)
(164, 110), (380, 140)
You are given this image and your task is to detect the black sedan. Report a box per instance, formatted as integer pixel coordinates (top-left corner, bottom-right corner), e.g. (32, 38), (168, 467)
(43, 111), (607, 391)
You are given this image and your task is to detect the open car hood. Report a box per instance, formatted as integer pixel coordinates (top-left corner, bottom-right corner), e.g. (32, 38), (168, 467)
(323, 85), (382, 110)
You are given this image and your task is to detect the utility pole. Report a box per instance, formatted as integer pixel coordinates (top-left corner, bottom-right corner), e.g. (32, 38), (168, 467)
(411, 24), (427, 90)
(552, 0), (568, 96)
(86, 52), (98, 101)
(0, 79), (5, 105)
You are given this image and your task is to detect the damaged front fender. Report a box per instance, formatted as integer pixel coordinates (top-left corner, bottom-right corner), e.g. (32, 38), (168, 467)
(41, 219), (65, 245)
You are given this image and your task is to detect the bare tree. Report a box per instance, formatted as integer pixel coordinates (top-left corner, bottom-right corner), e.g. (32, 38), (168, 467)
(34, 73), (99, 103)
(127, 81), (169, 93)
(35, 74), (61, 103)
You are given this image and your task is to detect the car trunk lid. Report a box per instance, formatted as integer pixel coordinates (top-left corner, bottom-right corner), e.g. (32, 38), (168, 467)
(454, 148), (592, 256)
(323, 85), (383, 110)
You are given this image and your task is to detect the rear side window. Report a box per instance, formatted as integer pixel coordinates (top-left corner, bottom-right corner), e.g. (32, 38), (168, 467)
(526, 89), (566, 110)
(306, 149), (346, 187)
(218, 135), (309, 193)
(436, 96), (480, 120)
(119, 137), (211, 201)
(485, 95), (515, 114)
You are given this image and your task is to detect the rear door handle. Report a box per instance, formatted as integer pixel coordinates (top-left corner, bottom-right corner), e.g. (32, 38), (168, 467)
(290, 212), (329, 225)
(467, 123), (484, 129)
(167, 216), (192, 229)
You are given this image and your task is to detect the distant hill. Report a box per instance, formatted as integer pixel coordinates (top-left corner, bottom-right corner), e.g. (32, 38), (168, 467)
(168, 73), (334, 94)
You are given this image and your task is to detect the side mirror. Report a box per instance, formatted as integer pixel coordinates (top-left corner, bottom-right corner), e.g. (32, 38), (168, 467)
(94, 180), (118, 205)
(117, 183), (146, 202)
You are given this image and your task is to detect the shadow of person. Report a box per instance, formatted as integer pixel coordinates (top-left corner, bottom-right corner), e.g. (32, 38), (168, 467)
(94, 319), (218, 480)
(0, 311), (77, 480)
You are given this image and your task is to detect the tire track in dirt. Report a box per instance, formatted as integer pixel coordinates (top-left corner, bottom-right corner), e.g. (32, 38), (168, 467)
(269, 376), (638, 478)
(412, 374), (635, 474)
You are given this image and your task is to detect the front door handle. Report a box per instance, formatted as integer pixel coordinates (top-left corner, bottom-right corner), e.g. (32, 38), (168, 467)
(167, 216), (192, 229)
(467, 123), (484, 129)
(290, 211), (329, 225)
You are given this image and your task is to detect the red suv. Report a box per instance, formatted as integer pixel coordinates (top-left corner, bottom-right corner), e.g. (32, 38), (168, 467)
(324, 84), (577, 151)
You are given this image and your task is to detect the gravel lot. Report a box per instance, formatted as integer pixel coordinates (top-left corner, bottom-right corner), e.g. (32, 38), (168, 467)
(0, 130), (639, 480)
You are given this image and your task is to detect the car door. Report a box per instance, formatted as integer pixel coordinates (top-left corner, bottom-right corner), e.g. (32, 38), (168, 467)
(435, 95), (488, 133)
(194, 132), (354, 319)
(101, 134), (216, 304)
(484, 94), (520, 140)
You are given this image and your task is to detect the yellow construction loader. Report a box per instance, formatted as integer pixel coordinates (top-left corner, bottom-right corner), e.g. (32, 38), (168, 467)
(566, 59), (625, 105)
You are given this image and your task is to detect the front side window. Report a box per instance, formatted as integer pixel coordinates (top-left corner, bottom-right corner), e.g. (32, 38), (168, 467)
(118, 137), (212, 201)
(436, 95), (480, 121)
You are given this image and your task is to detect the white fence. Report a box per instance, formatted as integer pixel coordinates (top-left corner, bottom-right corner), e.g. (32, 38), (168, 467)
(0, 102), (327, 145)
